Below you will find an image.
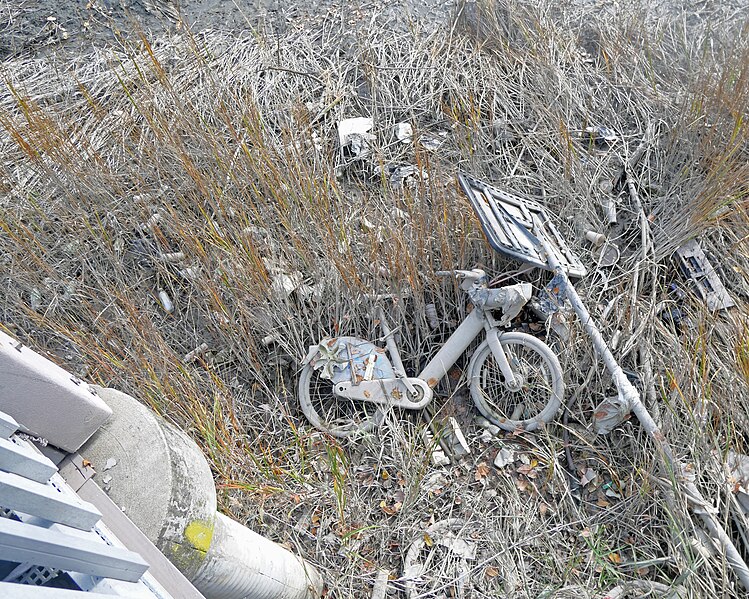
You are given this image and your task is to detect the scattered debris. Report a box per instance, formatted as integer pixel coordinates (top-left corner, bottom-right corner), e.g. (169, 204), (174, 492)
(493, 446), (516, 469)
(592, 396), (630, 434)
(419, 131), (448, 151)
(270, 272), (304, 300)
(585, 230), (606, 246)
(394, 122), (413, 144)
(160, 251), (185, 263)
(422, 428), (450, 467)
(183, 342), (209, 363)
(724, 451), (749, 515)
(157, 289), (174, 314)
(675, 239), (735, 311)
(374, 164), (427, 188)
(103, 457), (117, 471)
(338, 117), (375, 159)
(597, 241), (620, 268)
(29, 288), (42, 312)
(583, 126), (617, 149)
(443, 416), (470, 458)
(424, 303), (440, 329)
(403, 519), (477, 598)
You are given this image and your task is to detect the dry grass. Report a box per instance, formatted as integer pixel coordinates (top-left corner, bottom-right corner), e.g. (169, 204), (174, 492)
(1, 0), (749, 596)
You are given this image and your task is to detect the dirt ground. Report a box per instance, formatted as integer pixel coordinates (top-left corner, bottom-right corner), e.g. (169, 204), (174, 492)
(0, 0), (457, 57)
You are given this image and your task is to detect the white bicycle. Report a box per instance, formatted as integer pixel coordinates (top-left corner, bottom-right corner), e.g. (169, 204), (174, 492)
(298, 269), (564, 437)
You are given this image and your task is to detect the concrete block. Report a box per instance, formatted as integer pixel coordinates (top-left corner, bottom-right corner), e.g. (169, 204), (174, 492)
(0, 331), (112, 452)
(80, 386), (216, 574)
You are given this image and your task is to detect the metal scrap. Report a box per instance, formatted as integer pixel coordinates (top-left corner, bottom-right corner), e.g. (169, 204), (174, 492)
(675, 239), (735, 311)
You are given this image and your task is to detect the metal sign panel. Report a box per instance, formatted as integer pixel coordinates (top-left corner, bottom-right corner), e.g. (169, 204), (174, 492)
(458, 173), (587, 278)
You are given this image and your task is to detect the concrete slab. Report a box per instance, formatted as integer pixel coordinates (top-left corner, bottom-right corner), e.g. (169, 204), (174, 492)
(0, 330), (112, 452)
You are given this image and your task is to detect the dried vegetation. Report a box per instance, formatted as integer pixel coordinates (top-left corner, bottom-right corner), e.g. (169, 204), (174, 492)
(1, 0), (749, 596)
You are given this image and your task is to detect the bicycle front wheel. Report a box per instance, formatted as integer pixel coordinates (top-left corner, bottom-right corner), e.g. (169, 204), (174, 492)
(468, 332), (564, 432)
(298, 352), (385, 438)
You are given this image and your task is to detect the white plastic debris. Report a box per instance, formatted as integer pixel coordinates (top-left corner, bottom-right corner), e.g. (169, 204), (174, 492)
(592, 395), (630, 434)
(30, 288), (42, 312)
(270, 272), (303, 300)
(583, 126), (618, 148)
(422, 428), (450, 467)
(395, 122), (413, 143)
(103, 457), (117, 471)
(145, 212), (161, 231)
(261, 333), (282, 347)
(447, 417), (470, 457)
(420, 131), (448, 151)
(437, 532), (476, 560)
(585, 230), (606, 246)
(178, 266), (201, 280)
(493, 446), (516, 469)
(375, 164), (427, 188)
(157, 289), (174, 314)
(338, 117), (375, 159)
(580, 468), (597, 486)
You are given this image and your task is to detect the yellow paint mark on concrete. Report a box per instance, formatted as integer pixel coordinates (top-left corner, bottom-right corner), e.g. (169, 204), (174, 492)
(185, 519), (214, 554)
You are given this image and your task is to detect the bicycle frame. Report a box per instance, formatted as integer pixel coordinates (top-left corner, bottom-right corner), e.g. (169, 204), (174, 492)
(333, 302), (519, 409)
(417, 309), (518, 390)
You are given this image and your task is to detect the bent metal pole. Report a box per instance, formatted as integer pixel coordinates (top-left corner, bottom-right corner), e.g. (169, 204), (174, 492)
(538, 237), (749, 592)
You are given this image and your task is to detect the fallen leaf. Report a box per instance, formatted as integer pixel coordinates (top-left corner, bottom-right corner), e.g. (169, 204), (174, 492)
(516, 463), (538, 479)
(380, 500), (402, 516)
(608, 552), (622, 564)
(485, 566), (499, 578)
(424, 533), (434, 547)
(475, 462), (490, 481)
(539, 502), (549, 517)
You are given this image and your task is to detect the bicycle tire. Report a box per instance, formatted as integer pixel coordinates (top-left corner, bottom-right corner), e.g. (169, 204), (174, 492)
(468, 332), (564, 432)
(298, 352), (385, 438)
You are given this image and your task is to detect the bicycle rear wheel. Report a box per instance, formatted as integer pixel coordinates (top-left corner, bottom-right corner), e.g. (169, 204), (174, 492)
(298, 352), (385, 437)
(468, 332), (564, 432)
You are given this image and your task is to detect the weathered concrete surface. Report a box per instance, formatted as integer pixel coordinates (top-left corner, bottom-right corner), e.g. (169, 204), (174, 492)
(81, 386), (216, 579)
(0, 330), (112, 452)
(82, 386), (323, 599)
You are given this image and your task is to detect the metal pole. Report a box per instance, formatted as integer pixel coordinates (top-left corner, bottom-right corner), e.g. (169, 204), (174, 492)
(539, 239), (749, 591)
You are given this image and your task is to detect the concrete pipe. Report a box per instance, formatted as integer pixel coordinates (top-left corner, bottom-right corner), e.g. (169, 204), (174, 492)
(81, 386), (323, 599)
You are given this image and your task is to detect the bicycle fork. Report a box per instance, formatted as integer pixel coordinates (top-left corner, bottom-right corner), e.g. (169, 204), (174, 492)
(484, 325), (521, 391)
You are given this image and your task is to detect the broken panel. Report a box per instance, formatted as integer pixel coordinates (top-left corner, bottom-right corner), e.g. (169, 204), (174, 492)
(458, 173), (587, 277)
(675, 240), (734, 311)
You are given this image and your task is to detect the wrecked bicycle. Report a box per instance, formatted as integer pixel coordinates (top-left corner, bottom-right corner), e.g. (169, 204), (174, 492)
(298, 269), (565, 437)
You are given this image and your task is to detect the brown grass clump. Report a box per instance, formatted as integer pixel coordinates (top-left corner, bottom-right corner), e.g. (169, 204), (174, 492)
(1, 0), (749, 596)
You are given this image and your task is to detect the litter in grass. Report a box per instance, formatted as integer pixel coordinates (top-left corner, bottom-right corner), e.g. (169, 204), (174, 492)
(338, 117), (375, 159)
(2, 0), (749, 596)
